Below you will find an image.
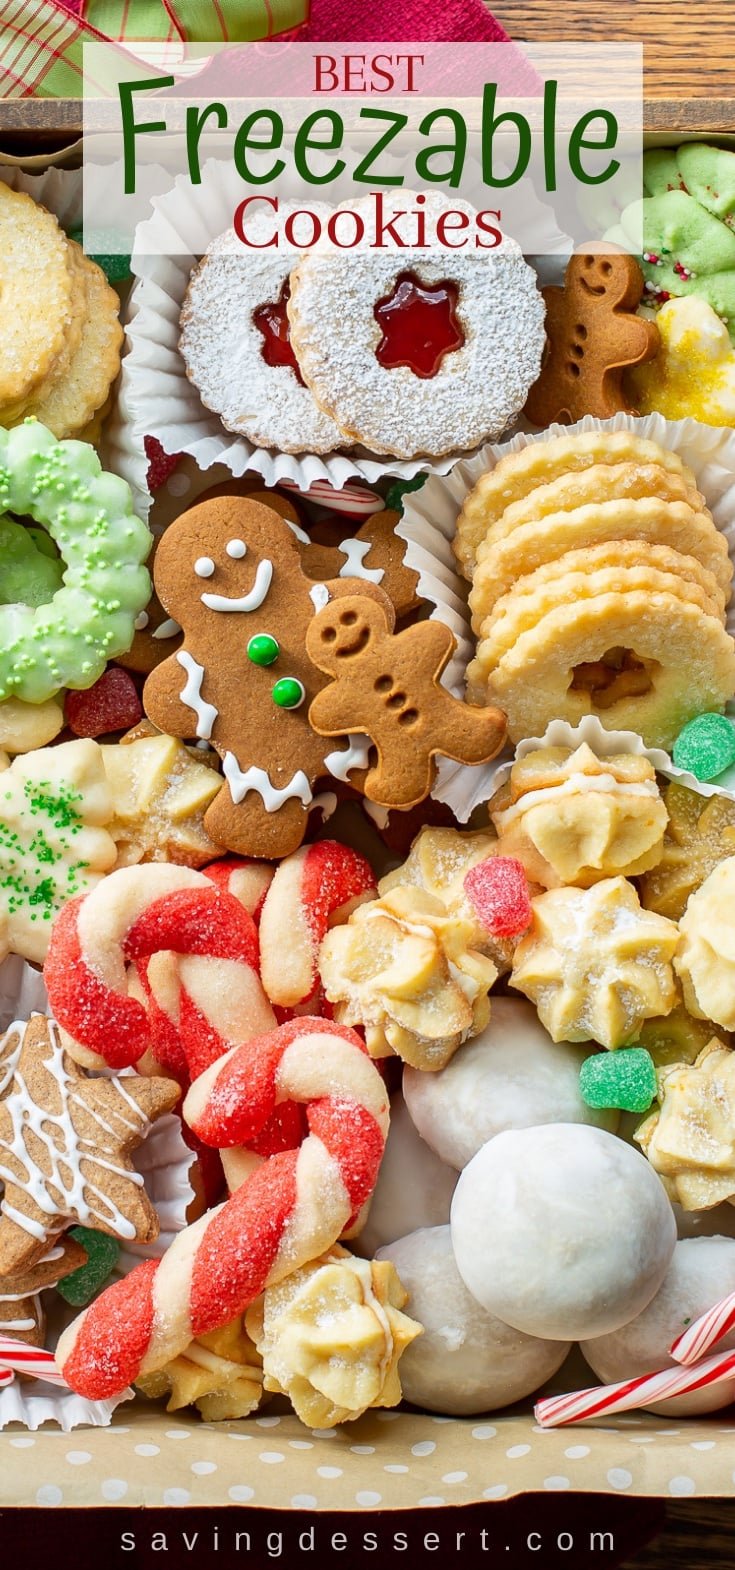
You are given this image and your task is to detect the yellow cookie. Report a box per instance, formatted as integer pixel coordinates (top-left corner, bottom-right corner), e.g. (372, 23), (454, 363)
(0, 241), (87, 426)
(470, 497), (732, 621)
(473, 539), (726, 643)
(0, 185), (79, 409)
(476, 564), (725, 673)
(454, 431), (694, 578)
(470, 589), (735, 749)
(486, 462), (705, 551)
(22, 243), (123, 438)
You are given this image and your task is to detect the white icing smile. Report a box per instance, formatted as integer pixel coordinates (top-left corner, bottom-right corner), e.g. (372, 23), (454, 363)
(201, 559), (273, 613)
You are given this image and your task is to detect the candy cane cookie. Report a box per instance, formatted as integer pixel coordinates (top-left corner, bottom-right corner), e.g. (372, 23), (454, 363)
(258, 841), (376, 1009)
(44, 864), (274, 1078)
(56, 1019), (389, 1400)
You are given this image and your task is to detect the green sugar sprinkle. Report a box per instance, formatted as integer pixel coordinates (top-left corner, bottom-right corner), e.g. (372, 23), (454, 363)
(0, 779), (91, 921)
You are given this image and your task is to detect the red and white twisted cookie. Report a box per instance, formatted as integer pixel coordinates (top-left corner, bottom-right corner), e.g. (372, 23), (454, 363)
(258, 841), (376, 1008)
(205, 855), (274, 921)
(43, 864), (274, 1079)
(56, 1018), (389, 1400)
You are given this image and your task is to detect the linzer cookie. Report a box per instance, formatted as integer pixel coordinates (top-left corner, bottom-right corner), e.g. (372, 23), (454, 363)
(143, 495), (392, 858)
(306, 593), (507, 807)
(287, 191), (546, 459)
(180, 202), (345, 454)
(0, 1014), (179, 1275)
(524, 246), (659, 427)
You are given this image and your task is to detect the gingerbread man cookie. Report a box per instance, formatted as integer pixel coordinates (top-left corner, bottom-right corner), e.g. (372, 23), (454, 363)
(143, 496), (389, 859)
(524, 246), (660, 427)
(306, 595), (507, 807)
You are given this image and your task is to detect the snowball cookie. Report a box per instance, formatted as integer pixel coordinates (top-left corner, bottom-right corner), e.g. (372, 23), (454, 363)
(377, 1226), (570, 1415)
(404, 997), (618, 1169)
(582, 1237), (735, 1416)
(451, 1124), (676, 1340)
(353, 1095), (458, 1258)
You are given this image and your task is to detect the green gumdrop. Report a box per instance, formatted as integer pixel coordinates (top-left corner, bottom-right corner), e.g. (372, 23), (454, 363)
(0, 517), (63, 608)
(56, 1227), (120, 1307)
(673, 712), (735, 781)
(68, 228), (131, 283)
(384, 473), (428, 514)
(580, 1047), (658, 1114)
(643, 148), (683, 197)
(677, 144), (735, 224)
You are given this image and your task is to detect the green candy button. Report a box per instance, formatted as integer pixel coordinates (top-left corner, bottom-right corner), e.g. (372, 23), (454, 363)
(673, 712), (735, 781)
(247, 633), (280, 667)
(272, 677), (305, 710)
(580, 1047), (658, 1114)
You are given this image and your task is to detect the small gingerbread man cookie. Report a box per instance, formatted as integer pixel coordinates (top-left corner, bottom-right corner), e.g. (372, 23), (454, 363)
(143, 497), (390, 859)
(525, 246), (660, 426)
(306, 595), (507, 807)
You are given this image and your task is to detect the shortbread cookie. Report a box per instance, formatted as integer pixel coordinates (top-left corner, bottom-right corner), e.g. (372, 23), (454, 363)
(454, 431), (695, 578)
(0, 184), (76, 408)
(470, 497), (732, 619)
(473, 540), (726, 645)
(24, 242), (123, 438)
(485, 462), (704, 548)
(475, 562), (726, 671)
(639, 782), (735, 920)
(180, 203), (345, 454)
(287, 192), (546, 459)
(471, 589), (735, 749)
(0, 1015), (179, 1275)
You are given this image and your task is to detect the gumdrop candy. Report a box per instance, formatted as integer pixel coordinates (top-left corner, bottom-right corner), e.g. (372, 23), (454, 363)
(463, 856), (532, 937)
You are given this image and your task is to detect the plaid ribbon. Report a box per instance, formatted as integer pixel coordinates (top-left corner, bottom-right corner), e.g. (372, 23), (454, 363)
(0, 0), (309, 97)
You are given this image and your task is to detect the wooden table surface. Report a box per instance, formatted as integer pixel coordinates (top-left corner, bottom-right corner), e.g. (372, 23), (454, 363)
(489, 0), (735, 130)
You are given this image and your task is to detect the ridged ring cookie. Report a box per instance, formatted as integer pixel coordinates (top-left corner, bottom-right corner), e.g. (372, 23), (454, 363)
(470, 590), (735, 749)
(287, 192), (546, 460)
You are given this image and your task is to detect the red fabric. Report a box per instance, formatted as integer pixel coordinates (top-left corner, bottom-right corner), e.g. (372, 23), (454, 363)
(301, 0), (510, 42)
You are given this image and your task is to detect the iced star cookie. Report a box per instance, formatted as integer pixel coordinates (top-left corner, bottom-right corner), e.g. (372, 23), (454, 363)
(180, 203), (345, 454)
(287, 192), (546, 459)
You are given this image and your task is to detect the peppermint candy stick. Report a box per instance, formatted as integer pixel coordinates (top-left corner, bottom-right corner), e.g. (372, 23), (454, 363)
(56, 1019), (389, 1401)
(0, 1334), (68, 1387)
(670, 1289), (735, 1366)
(535, 1349), (735, 1428)
(279, 478), (383, 519)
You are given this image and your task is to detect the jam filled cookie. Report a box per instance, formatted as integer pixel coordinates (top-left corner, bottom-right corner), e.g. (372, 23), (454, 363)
(180, 202), (345, 454)
(287, 192), (546, 459)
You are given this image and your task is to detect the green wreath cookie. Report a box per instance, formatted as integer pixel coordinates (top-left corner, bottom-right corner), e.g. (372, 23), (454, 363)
(0, 420), (151, 704)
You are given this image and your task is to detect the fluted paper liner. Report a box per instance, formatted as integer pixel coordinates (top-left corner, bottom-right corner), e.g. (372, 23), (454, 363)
(398, 411), (735, 821)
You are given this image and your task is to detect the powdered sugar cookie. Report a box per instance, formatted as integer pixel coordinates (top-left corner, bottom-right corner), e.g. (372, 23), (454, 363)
(287, 192), (546, 459)
(179, 204), (346, 454)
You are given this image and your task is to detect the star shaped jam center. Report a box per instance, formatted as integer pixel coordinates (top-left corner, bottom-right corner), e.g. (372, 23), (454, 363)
(374, 271), (464, 378)
(253, 280), (305, 386)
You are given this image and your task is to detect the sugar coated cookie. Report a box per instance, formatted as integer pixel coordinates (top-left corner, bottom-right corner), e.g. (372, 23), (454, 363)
(450, 1125), (677, 1340)
(403, 997), (618, 1172)
(288, 192), (546, 459)
(354, 1096), (458, 1257)
(180, 205), (345, 454)
(582, 1237), (735, 1415)
(377, 1226), (570, 1415)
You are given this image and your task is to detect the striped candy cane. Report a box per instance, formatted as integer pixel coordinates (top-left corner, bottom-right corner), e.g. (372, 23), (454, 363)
(0, 1335), (67, 1387)
(44, 864), (274, 1079)
(56, 1018), (389, 1401)
(535, 1349), (735, 1428)
(279, 478), (383, 520)
(670, 1290), (735, 1367)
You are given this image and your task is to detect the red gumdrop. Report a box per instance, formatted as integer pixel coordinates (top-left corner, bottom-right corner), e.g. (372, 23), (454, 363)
(145, 434), (183, 491)
(65, 667), (143, 738)
(463, 856), (532, 938)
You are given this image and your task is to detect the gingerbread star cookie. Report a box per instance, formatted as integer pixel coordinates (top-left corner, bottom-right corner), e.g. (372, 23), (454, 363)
(0, 1015), (179, 1275)
(0, 1235), (88, 1350)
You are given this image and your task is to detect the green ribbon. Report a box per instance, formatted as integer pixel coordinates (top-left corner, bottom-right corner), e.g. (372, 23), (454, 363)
(83, 0), (307, 43)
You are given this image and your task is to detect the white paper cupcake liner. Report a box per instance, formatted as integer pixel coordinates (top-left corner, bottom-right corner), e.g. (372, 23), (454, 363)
(398, 411), (735, 821)
(0, 959), (48, 1032)
(107, 156), (515, 520)
(0, 1377), (133, 1433)
(489, 713), (735, 805)
(0, 164), (82, 229)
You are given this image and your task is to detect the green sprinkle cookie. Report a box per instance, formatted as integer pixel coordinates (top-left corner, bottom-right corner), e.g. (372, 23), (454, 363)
(673, 712), (735, 781)
(580, 1047), (658, 1114)
(0, 517), (63, 608)
(0, 420), (152, 703)
(56, 1226), (120, 1307)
